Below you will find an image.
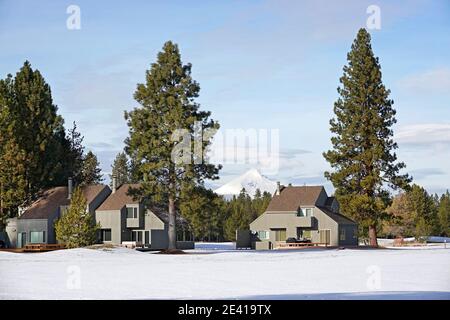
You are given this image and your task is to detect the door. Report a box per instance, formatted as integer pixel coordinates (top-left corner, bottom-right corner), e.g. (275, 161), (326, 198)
(17, 232), (26, 248)
(274, 229), (287, 241)
(319, 229), (330, 245)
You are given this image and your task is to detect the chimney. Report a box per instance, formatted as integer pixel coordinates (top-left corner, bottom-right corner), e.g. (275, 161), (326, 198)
(277, 181), (281, 195)
(68, 177), (73, 200)
(112, 175), (117, 194)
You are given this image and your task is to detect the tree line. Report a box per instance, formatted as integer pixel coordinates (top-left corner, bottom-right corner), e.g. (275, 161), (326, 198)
(2, 30), (448, 248)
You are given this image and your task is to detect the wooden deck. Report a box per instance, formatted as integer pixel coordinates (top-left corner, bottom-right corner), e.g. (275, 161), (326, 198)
(22, 244), (66, 252)
(276, 242), (328, 249)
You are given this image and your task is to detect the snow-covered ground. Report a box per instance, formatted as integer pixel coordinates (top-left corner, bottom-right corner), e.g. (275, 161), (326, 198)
(1, 244), (449, 300)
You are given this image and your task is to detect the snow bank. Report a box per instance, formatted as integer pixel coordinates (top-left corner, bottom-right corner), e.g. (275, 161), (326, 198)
(1, 245), (449, 299)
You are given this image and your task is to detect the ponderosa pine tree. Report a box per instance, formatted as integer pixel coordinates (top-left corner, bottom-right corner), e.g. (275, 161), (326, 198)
(125, 41), (221, 249)
(81, 151), (103, 185)
(109, 152), (131, 187)
(323, 29), (411, 247)
(54, 187), (99, 248)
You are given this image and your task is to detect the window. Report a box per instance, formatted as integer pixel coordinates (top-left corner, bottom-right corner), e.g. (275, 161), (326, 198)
(127, 207), (138, 218)
(101, 229), (111, 242)
(297, 208), (313, 217)
(29, 231), (45, 243)
(257, 231), (269, 240)
(340, 228), (346, 241)
(273, 229), (287, 241)
(297, 228), (311, 240)
(305, 208), (313, 217)
(145, 231), (150, 245)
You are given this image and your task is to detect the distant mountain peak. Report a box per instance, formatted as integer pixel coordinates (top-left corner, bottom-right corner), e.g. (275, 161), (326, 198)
(214, 168), (277, 199)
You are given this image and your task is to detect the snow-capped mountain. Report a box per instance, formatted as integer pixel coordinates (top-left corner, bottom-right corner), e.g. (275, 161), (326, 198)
(214, 168), (277, 199)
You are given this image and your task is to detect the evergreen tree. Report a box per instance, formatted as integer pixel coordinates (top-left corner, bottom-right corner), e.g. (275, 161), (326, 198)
(407, 184), (437, 239)
(125, 41), (221, 249)
(54, 187), (99, 248)
(224, 189), (254, 240)
(383, 192), (414, 237)
(81, 151), (103, 185)
(323, 29), (411, 247)
(11, 61), (67, 194)
(66, 122), (85, 185)
(180, 186), (227, 241)
(109, 152), (131, 187)
(437, 191), (450, 236)
(0, 61), (72, 223)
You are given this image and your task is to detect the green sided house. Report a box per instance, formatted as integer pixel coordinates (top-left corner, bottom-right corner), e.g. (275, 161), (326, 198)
(95, 181), (194, 250)
(5, 180), (111, 248)
(249, 183), (358, 249)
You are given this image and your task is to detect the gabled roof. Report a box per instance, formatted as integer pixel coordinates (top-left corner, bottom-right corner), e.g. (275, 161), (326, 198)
(265, 186), (324, 212)
(148, 205), (190, 227)
(20, 185), (109, 220)
(96, 183), (141, 211)
(317, 206), (357, 225)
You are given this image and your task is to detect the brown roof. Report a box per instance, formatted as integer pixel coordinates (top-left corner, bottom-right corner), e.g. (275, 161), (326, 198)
(265, 186), (324, 212)
(20, 185), (109, 220)
(82, 185), (107, 203)
(96, 183), (141, 211)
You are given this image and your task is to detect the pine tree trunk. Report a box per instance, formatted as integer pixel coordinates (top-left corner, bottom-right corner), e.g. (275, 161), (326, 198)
(369, 225), (378, 247)
(168, 195), (176, 250)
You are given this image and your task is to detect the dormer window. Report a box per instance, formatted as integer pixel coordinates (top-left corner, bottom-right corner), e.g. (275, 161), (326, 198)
(126, 207), (138, 219)
(297, 208), (313, 217)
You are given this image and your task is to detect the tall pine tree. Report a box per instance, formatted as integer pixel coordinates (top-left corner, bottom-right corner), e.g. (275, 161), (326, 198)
(125, 41), (221, 249)
(81, 151), (103, 185)
(109, 152), (132, 187)
(323, 29), (411, 247)
(0, 61), (73, 224)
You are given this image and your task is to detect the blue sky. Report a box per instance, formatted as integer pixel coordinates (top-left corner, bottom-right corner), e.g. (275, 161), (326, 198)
(1, 0), (449, 194)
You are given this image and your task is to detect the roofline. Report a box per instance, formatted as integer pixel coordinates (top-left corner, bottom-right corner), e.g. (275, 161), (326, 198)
(316, 206), (358, 225)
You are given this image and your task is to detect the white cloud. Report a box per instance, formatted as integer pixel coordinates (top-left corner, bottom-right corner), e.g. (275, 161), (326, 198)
(395, 123), (450, 146)
(398, 68), (450, 94)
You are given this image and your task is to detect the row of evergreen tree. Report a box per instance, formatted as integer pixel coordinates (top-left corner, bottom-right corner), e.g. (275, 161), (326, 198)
(382, 185), (450, 238)
(0, 62), (103, 227)
(2, 30), (449, 247)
